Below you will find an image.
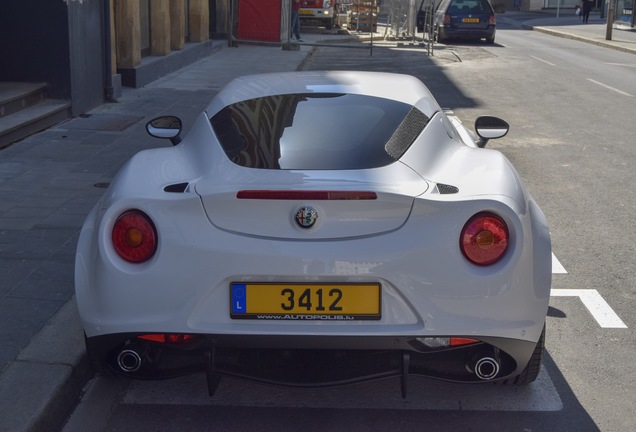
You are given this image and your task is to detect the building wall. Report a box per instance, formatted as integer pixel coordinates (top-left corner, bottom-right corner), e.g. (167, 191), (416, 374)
(0, 1), (72, 100)
(0, 0), (231, 114)
(0, 1), (105, 115)
(67, 0), (105, 116)
(113, 0), (214, 88)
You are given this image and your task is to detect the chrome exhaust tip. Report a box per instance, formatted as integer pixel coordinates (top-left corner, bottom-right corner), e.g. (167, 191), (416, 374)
(117, 349), (142, 373)
(473, 356), (500, 380)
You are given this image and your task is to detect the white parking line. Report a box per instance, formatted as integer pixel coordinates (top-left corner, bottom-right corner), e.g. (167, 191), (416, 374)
(551, 289), (628, 329)
(587, 79), (634, 97)
(530, 56), (556, 66)
(606, 63), (636, 68)
(552, 253), (567, 274)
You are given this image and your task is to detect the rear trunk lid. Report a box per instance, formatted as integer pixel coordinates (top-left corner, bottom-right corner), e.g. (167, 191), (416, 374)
(195, 163), (428, 240)
(450, 13), (491, 30)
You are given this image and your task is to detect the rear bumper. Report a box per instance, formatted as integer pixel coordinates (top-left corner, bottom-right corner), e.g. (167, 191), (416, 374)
(87, 332), (537, 386)
(441, 26), (495, 40)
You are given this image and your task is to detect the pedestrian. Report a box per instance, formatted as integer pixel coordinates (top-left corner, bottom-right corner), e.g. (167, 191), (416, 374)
(291, 0), (303, 42)
(581, 0), (593, 23)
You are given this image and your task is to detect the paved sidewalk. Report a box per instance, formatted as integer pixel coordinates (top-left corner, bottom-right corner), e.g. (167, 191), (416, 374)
(500, 10), (636, 54)
(1, 13), (634, 432)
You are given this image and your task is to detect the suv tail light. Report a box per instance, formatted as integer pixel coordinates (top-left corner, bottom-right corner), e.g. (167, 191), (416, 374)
(443, 13), (451, 25)
(460, 213), (508, 265)
(112, 210), (157, 263)
(489, 14), (496, 25)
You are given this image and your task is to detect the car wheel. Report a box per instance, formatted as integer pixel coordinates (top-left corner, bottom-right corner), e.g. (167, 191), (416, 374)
(485, 36), (495, 44)
(325, 19), (333, 30)
(436, 27), (446, 43)
(502, 324), (545, 385)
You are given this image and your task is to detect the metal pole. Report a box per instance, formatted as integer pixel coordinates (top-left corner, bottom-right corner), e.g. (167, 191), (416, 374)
(606, 0), (614, 39)
(282, 0), (291, 45)
(103, 0), (116, 102)
(410, 0), (415, 45)
(370, 0), (375, 56)
(228, 0), (238, 47)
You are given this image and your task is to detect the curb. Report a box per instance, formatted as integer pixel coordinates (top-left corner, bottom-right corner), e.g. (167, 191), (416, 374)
(0, 299), (92, 432)
(524, 24), (636, 55)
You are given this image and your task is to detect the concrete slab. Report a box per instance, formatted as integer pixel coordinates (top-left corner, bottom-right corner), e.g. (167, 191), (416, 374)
(0, 299), (92, 432)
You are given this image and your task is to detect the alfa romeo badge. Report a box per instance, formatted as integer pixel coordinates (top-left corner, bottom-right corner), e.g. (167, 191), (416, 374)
(294, 206), (318, 229)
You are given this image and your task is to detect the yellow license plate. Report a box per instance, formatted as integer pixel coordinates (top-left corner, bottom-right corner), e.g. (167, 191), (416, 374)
(462, 17), (479, 23)
(299, 10), (314, 15)
(230, 283), (381, 320)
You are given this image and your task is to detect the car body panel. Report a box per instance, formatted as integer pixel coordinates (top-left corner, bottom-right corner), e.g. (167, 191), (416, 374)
(196, 164), (429, 239)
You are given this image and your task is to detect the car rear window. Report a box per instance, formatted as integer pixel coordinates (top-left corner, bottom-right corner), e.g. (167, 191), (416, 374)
(210, 93), (429, 170)
(448, 0), (492, 14)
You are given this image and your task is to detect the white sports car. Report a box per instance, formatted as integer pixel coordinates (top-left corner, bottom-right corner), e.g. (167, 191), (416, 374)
(75, 71), (551, 397)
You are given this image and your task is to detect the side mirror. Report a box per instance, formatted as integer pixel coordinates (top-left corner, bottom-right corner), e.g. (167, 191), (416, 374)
(146, 116), (182, 146)
(474, 116), (509, 148)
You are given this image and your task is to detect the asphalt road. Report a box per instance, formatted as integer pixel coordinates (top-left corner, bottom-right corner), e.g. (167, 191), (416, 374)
(62, 24), (635, 432)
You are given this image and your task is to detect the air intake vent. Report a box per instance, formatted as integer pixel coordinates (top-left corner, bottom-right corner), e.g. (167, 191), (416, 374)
(385, 108), (430, 160)
(437, 183), (459, 194)
(164, 182), (189, 193)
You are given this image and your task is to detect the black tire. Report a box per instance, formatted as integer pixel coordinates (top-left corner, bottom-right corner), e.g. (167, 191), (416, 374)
(436, 27), (446, 43)
(503, 324), (545, 385)
(485, 36), (495, 44)
(325, 19), (333, 30)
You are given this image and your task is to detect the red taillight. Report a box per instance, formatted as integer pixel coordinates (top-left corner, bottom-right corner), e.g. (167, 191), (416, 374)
(443, 13), (451, 25)
(112, 210), (157, 263)
(460, 213), (508, 266)
(489, 14), (496, 25)
(137, 334), (197, 344)
(237, 190), (377, 200)
(450, 337), (479, 346)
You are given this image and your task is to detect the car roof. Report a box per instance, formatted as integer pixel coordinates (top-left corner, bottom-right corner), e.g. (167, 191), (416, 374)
(204, 71), (441, 119)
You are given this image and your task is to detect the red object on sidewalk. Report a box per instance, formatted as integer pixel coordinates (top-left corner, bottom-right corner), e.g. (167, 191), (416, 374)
(237, 0), (282, 42)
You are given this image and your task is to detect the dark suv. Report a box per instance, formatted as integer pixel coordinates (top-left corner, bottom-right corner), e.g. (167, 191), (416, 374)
(423, 0), (496, 44)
